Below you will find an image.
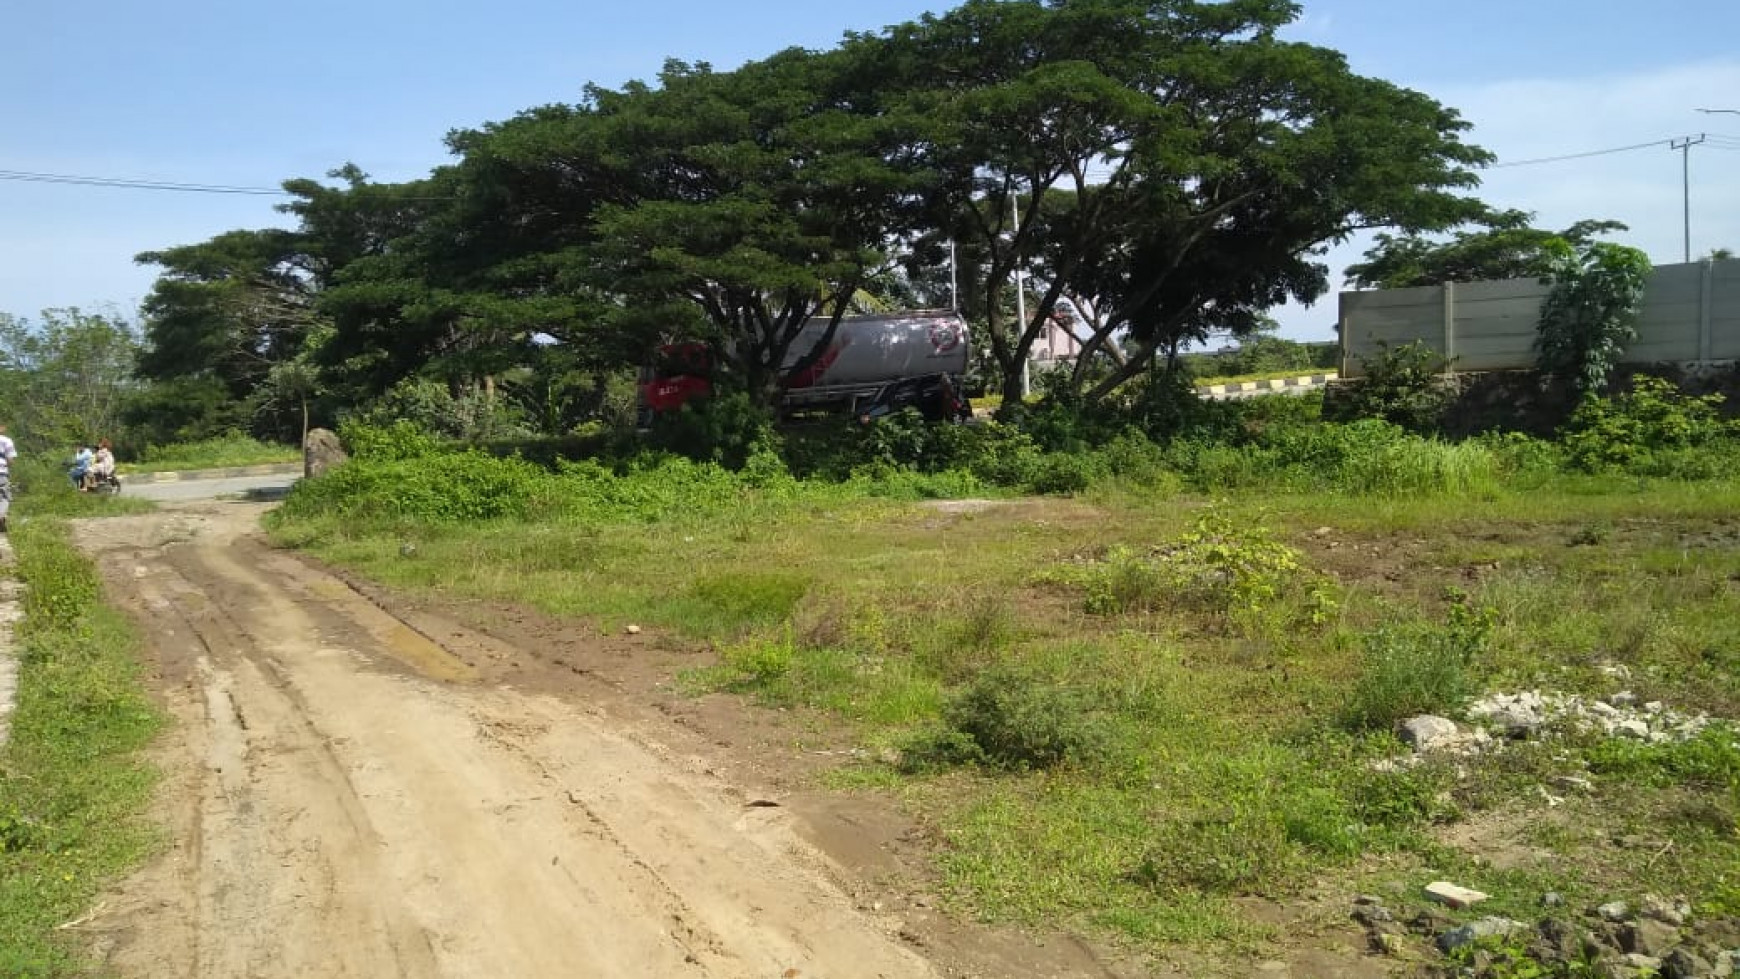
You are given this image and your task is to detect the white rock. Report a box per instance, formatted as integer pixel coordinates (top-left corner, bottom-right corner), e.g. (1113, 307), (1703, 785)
(1615, 719), (1650, 739)
(625, 624), (642, 635)
(1425, 881), (1490, 910)
(1399, 716), (1461, 753)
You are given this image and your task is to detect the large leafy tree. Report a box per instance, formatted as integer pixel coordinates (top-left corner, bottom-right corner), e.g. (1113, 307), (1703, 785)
(569, 50), (941, 400)
(134, 167), (437, 436)
(135, 228), (321, 401)
(1345, 210), (1628, 289)
(0, 309), (141, 450)
(858, 0), (1491, 406)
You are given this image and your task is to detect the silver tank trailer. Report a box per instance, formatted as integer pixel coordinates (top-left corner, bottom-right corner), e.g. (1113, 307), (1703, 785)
(780, 311), (969, 405)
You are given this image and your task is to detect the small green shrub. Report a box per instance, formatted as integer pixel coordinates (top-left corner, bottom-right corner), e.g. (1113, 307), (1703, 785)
(936, 665), (1109, 771)
(717, 630), (798, 687)
(1347, 759), (1460, 827)
(1092, 429), (1179, 489)
(1024, 452), (1102, 495)
(1475, 431), (1565, 479)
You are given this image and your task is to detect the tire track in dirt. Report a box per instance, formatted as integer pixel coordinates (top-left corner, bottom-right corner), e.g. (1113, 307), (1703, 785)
(78, 505), (940, 979)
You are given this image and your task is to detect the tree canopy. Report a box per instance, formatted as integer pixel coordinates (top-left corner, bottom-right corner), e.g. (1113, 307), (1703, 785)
(130, 0), (1494, 433)
(1344, 209), (1628, 290)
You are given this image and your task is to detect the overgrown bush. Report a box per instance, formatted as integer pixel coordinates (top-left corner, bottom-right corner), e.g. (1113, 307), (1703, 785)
(643, 391), (777, 469)
(338, 418), (449, 462)
(1560, 375), (1732, 472)
(275, 450), (556, 524)
(1332, 341), (1452, 433)
(1044, 508), (1336, 632)
(1535, 241), (1653, 395)
(347, 376), (534, 441)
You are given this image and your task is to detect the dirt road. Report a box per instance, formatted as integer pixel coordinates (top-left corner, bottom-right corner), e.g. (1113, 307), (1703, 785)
(74, 502), (949, 979)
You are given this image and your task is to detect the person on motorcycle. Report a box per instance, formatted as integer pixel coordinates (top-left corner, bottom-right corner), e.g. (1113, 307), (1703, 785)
(69, 444), (94, 489)
(93, 439), (116, 488)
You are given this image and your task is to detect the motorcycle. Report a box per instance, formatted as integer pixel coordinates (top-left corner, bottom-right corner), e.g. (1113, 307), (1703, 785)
(69, 466), (122, 495)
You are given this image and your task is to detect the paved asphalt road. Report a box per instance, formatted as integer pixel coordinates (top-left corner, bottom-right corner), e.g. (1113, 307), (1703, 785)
(126, 473), (300, 503)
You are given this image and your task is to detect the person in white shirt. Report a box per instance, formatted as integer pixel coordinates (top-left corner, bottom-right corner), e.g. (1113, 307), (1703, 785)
(0, 424), (16, 532)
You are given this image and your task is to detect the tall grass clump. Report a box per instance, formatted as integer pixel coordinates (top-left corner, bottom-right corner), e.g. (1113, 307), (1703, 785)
(1344, 603), (1493, 731)
(1336, 437), (1499, 497)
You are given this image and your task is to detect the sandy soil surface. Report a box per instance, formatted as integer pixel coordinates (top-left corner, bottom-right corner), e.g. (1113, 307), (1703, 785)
(71, 502), (1158, 979)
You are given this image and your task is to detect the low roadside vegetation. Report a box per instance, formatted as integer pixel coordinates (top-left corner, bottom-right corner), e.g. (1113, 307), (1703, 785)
(122, 433), (300, 473)
(266, 373), (1740, 972)
(0, 520), (163, 977)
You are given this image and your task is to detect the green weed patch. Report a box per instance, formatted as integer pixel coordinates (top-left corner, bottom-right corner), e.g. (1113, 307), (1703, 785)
(0, 521), (162, 978)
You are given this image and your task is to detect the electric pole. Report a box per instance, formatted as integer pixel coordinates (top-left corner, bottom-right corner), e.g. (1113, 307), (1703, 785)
(1671, 134), (1706, 263)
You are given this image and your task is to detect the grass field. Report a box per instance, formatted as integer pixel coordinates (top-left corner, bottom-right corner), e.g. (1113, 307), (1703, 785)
(0, 520), (163, 977)
(268, 452), (1740, 961)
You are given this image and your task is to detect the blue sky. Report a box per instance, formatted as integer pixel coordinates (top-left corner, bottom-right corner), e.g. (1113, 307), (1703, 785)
(3, 0), (1738, 341)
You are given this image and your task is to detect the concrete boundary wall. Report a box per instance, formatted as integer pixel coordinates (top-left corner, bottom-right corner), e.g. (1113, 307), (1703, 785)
(1339, 258), (1740, 378)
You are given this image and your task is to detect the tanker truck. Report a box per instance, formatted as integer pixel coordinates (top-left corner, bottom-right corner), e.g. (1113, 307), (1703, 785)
(638, 310), (972, 424)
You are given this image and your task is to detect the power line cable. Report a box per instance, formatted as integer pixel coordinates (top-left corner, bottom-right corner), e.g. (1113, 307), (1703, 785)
(1487, 138), (1673, 169)
(0, 168), (289, 195)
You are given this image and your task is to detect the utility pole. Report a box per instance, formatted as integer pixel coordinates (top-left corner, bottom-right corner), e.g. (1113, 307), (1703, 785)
(948, 240), (958, 312)
(1671, 134), (1706, 263)
(1011, 193), (1030, 399)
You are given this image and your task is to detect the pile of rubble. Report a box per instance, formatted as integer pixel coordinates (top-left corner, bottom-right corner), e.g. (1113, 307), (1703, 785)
(1387, 688), (1719, 763)
(1353, 887), (1740, 978)
(1466, 689), (1713, 744)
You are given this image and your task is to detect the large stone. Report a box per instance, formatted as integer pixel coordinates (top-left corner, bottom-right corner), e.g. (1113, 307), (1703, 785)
(1659, 947), (1713, 979)
(1486, 705), (1545, 738)
(304, 427), (348, 478)
(1619, 919), (1680, 958)
(1535, 918), (1584, 962)
(1640, 893), (1689, 927)
(1439, 916), (1526, 952)
(1615, 719), (1651, 739)
(1400, 715), (1462, 752)
(1597, 901), (1632, 923)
